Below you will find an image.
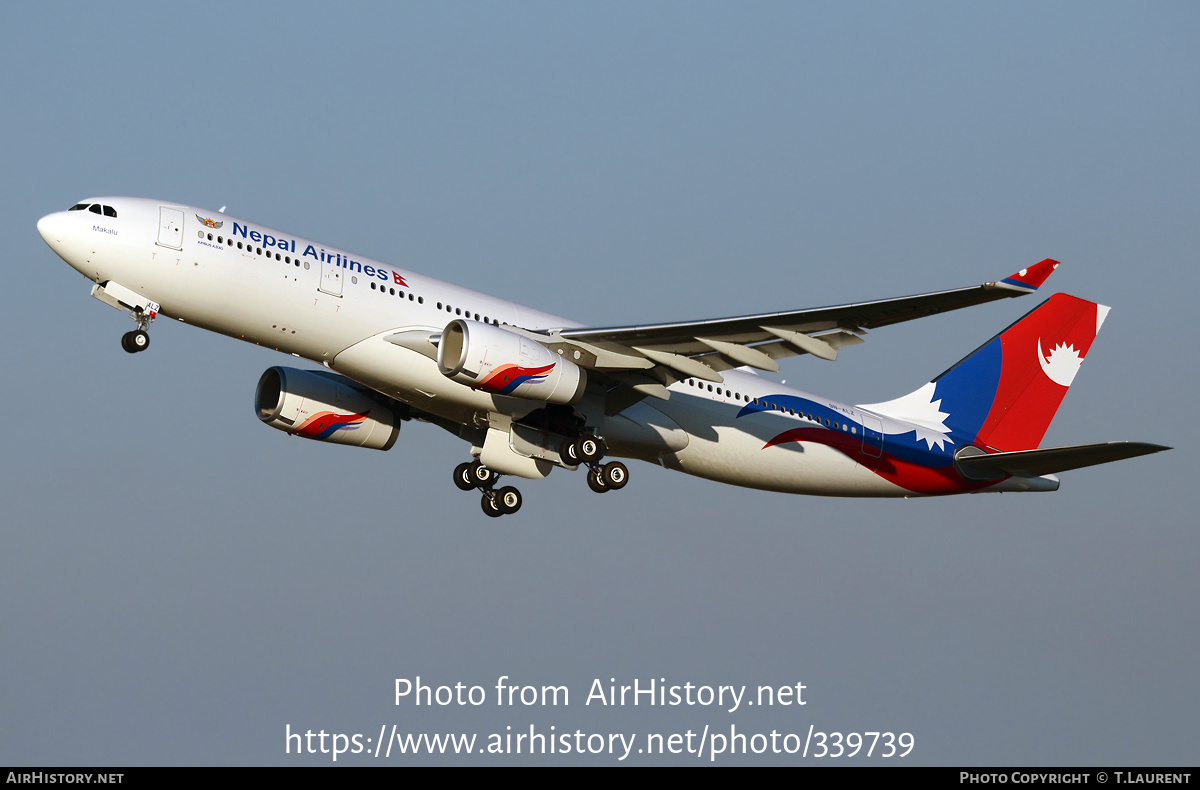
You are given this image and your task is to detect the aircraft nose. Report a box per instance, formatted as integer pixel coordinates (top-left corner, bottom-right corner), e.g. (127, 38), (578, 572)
(37, 212), (66, 250)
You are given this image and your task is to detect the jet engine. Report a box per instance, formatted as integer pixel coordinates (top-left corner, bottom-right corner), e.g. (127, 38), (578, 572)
(254, 366), (400, 450)
(437, 319), (586, 405)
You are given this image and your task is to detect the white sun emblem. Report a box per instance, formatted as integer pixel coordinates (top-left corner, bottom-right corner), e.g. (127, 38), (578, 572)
(861, 382), (952, 450)
(1037, 339), (1083, 387)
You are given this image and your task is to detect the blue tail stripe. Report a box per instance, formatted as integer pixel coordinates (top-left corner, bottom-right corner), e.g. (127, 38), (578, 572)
(931, 337), (1002, 443)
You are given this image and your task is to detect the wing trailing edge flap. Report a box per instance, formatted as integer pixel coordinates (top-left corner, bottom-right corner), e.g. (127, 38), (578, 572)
(955, 442), (1171, 481)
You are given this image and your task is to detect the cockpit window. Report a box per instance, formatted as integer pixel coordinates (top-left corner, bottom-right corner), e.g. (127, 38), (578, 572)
(71, 203), (118, 218)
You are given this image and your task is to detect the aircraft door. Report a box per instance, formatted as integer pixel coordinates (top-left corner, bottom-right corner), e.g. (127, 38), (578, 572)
(318, 260), (343, 296)
(157, 207), (184, 250)
(860, 413), (884, 457)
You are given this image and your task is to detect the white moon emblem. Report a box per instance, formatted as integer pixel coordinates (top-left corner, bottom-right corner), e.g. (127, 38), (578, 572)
(1037, 339), (1083, 387)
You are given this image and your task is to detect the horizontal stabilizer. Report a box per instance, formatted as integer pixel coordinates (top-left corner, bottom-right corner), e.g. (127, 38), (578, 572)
(955, 442), (1170, 481)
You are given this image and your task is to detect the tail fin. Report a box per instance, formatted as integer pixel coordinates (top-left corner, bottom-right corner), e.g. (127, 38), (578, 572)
(864, 293), (1110, 452)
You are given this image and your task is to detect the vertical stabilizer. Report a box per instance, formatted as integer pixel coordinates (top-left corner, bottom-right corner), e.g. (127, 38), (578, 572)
(863, 294), (1108, 452)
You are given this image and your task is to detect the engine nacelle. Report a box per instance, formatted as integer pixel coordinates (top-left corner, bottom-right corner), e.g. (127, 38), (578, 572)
(255, 367), (400, 450)
(437, 319), (586, 405)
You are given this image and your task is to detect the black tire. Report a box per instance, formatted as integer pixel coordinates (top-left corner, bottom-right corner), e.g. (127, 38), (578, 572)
(453, 462), (476, 491)
(496, 486), (522, 515)
(578, 435), (605, 463)
(587, 466), (610, 494)
(121, 332), (136, 353)
(561, 438), (580, 465)
(602, 462), (629, 490)
(481, 492), (504, 518)
(470, 460), (495, 487)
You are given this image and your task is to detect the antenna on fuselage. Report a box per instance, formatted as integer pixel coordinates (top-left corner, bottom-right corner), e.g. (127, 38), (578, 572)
(219, 206), (227, 213)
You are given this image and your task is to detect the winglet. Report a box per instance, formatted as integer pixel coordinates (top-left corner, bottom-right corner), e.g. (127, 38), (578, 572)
(999, 258), (1060, 291)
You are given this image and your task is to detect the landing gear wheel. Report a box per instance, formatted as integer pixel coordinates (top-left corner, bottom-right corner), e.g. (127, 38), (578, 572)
(453, 462), (477, 491)
(561, 438), (580, 465)
(577, 435), (606, 464)
(121, 330), (149, 354)
(481, 492), (504, 518)
(495, 486), (522, 515)
(587, 466), (610, 493)
(469, 460), (495, 488)
(602, 462), (629, 490)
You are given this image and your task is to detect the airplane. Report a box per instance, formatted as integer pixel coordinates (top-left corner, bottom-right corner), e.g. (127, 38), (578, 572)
(36, 197), (1168, 517)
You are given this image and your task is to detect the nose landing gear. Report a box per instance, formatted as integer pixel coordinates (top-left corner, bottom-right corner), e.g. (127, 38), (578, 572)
(120, 305), (157, 354)
(121, 329), (150, 353)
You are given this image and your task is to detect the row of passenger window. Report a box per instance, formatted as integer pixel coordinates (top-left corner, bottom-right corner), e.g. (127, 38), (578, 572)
(686, 378), (752, 402)
(436, 299), (501, 326)
(197, 229), (500, 325)
(369, 281), (425, 306)
(197, 231), (307, 268)
(683, 378), (857, 433)
(369, 281), (501, 326)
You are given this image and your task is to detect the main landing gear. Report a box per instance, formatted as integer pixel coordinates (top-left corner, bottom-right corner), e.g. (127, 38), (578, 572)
(451, 431), (630, 517)
(453, 459), (523, 518)
(562, 434), (628, 495)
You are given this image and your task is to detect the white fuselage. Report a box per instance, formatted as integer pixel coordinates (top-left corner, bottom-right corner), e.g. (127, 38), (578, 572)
(38, 197), (1041, 498)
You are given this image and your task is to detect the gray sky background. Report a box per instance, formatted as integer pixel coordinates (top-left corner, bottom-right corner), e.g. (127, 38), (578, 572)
(1, 2), (1195, 765)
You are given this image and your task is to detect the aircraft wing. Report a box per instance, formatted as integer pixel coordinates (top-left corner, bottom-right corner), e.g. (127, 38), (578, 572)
(533, 259), (1060, 402)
